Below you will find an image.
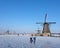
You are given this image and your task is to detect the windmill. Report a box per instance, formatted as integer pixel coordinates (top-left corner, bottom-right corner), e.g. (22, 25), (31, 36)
(37, 28), (41, 34)
(36, 13), (56, 36)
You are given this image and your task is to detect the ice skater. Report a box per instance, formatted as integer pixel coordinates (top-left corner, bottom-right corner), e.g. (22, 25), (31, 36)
(33, 37), (36, 44)
(30, 37), (33, 43)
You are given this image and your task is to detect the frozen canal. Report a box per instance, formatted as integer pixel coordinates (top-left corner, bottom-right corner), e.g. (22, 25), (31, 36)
(0, 35), (60, 48)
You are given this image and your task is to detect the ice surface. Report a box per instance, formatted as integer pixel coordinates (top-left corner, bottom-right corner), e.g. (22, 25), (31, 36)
(0, 35), (60, 48)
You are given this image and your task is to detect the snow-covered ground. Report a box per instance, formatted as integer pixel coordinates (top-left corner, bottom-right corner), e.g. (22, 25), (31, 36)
(0, 35), (60, 48)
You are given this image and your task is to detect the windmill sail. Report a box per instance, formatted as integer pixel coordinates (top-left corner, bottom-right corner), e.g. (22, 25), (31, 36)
(45, 13), (47, 22)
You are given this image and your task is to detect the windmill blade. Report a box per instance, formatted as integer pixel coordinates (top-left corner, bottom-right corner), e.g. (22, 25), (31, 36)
(48, 22), (56, 24)
(36, 22), (43, 24)
(36, 22), (43, 26)
(44, 13), (47, 22)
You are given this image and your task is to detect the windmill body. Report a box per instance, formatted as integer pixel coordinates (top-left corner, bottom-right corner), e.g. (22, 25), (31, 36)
(42, 23), (50, 33)
(42, 22), (51, 36)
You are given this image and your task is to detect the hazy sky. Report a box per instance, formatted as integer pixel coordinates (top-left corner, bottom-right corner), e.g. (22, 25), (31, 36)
(0, 0), (60, 33)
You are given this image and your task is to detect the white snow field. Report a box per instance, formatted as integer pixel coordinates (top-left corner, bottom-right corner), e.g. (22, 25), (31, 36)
(0, 35), (60, 48)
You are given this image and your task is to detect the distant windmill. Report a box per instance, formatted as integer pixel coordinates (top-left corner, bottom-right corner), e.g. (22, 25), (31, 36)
(37, 28), (41, 34)
(36, 13), (56, 36)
